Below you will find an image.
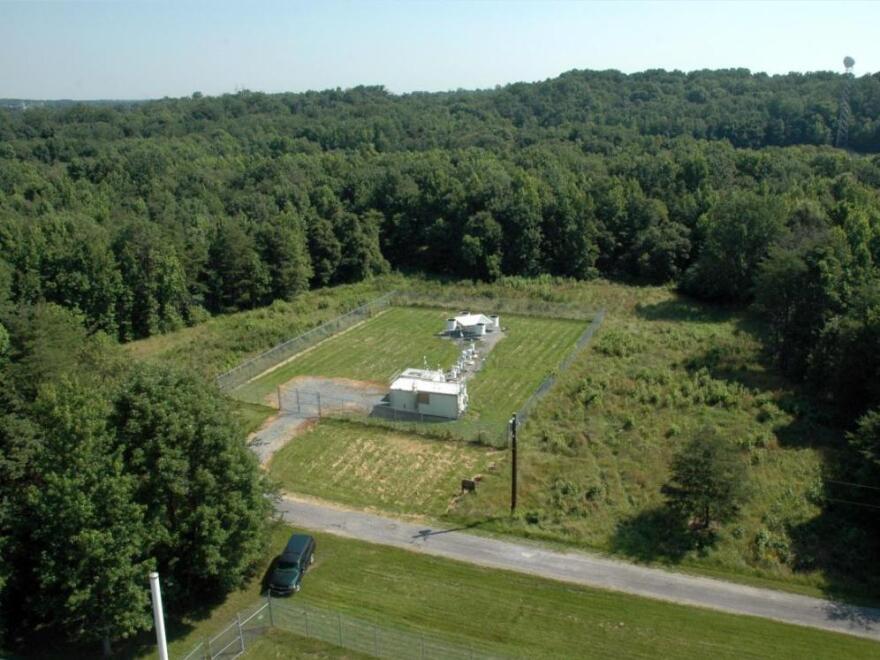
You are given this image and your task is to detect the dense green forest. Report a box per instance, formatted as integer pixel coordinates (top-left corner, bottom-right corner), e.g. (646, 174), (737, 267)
(1, 69), (878, 416)
(2, 68), (880, 652)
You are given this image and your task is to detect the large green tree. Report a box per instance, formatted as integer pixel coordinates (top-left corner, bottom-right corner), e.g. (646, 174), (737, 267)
(110, 366), (273, 607)
(25, 382), (153, 654)
(255, 209), (312, 301)
(114, 222), (189, 340)
(663, 434), (749, 534)
(204, 218), (269, 313)
(682, 191), (786, 301)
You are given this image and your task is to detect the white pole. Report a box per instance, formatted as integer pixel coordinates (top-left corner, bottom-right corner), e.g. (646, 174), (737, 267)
(149, 571), (169, 660)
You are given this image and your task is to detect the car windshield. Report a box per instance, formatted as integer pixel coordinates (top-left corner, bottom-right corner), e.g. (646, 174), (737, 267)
(277, 560), (298, 570)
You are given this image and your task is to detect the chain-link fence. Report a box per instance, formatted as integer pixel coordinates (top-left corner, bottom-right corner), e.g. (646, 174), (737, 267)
(280, 387), (507, 448)
(181, 599), (271, 660)
(216, 293), (395, 393)
(181, 596), (507, 659)
(392, 291), (594, 321)
(514, 308), (605, 428)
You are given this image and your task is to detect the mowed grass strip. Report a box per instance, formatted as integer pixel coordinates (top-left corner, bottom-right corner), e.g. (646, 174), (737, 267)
(269, 419), (503, 515)
(157, 525), (880, 660)
(465, 314), (587, 423)
(235, 306), (460, 404)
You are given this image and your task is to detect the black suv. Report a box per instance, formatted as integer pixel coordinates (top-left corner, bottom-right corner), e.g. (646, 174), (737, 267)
(269, 533), (316, 596)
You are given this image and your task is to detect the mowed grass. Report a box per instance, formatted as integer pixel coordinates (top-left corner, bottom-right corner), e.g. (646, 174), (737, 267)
(243, 629), (372, 660)
(124, 278), (395, 379)
(236, 303), (588, 429)
(145, 525), (880, 660)
(234, 306), (460, 405)
(269, 419), (504, 516)
(464, 314), (586, 423)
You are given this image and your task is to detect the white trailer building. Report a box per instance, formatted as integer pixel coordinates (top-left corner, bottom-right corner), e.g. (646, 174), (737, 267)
(388, 368), (468, 419)
(444, 312), (500, 337)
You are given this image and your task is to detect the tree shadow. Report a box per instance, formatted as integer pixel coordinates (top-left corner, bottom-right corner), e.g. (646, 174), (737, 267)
(788, 470), (880, 608)
(610, 506), (701, 564)
(635, 297), (742, 325)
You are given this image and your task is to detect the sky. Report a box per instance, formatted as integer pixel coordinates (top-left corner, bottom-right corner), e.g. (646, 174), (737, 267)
(0, 0), (877, 100)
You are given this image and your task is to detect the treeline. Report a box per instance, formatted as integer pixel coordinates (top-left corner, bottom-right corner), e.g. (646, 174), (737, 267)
(2, 69), (880, 152)
(0, 303), (273, 653)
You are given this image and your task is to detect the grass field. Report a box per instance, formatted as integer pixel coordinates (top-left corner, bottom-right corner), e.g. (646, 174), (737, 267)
(124, 275), (878, 600)
(143, 525), (880, 660)
(233, 306), (462, 405)
(269, 419), (504, 515)
(406, 278), (873, 600)
(465, 313), (585, 423)
(243, 629), (371, 659)
(124, 279), (396, 379)
(236, 304), (587, 426)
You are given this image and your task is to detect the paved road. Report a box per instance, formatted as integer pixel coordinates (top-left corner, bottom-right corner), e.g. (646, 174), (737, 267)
(277, 495), (880, 642)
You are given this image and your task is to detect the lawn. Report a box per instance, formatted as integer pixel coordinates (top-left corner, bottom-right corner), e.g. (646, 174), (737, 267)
(243, 628), (372, 659)
(464, 313), (586, 423)
(124, 278), (396, 379)
(145, 525), (880, 660)
(268, 419), (505, 515)
(236, 303), (588, 431)
(233, 306), (461, 405)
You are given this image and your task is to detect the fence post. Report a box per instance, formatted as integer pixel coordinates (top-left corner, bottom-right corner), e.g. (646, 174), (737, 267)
(296, 388), (300, 414)
(277, 385), (282, 410)
(236, 612), (244, 653)
(204, 637), (211, 660)
(317, 392), (322, 417)
(267, 593), (274, 627)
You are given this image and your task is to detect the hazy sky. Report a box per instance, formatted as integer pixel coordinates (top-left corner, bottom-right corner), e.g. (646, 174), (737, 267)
(1, 1), (877, 100)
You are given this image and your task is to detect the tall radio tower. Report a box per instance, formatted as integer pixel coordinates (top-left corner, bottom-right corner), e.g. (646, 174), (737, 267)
(835, 56), (856, 149)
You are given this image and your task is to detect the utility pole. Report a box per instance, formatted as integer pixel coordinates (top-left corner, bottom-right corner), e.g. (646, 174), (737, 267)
(149, 571), (169, 660)
(509, 413), (518, 513)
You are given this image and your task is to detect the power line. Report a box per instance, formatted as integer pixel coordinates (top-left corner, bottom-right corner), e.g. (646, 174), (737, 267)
(825, 479), (880, 492)
(825, 497), (880, 511)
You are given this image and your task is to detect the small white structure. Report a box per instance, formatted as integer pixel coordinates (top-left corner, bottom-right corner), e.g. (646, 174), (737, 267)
(444, 312), (499, 336)
(388, 368), (468, 419)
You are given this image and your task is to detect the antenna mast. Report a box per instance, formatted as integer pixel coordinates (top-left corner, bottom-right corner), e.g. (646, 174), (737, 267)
(836, 56), (856, 149)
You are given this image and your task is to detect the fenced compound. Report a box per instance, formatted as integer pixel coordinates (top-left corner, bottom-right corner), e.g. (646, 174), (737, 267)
(219, 286), (605, 449)
(181, 596), (508, 659)
(216, 292), (395, 393)
(245, 307), (604, 449)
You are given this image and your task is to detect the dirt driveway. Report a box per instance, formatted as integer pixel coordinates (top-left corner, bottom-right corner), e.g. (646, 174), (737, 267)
(248, 377), (387, 465)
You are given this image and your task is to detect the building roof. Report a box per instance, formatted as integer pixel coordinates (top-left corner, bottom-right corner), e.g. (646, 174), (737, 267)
(399, 367), (445, 382)
(390, 376), (463, 396)
(454, 313), (492, 327)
